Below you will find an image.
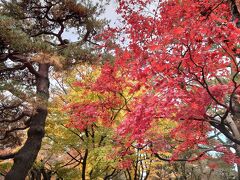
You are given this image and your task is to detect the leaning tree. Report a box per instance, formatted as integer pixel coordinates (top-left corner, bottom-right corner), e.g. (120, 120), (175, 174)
(0, 0), (104, 179)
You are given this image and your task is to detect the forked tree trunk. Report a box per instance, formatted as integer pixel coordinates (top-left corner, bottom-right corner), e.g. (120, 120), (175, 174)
(5, 64), (50, 180)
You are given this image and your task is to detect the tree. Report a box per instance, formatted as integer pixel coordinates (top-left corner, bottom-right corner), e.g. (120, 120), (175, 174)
(39, 65), (120, 180)
(1, 0), (239, 178)
(93, 0), (240, 177)
(62, 52), (238, 179)
(0, 0), (105, 179)
(63, 64), (147, 179)
(49, 0), (240, 178)
(59, 63), (178, 179)
(59, 0), (240, 178)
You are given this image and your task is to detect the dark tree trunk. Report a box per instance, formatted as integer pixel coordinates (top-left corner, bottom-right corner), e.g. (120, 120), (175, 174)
(82, 149), (88, 180)
(5, 64), (49, 180)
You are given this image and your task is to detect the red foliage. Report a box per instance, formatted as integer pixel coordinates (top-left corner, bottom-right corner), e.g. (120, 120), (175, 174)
(113, 0), (240, 162)
(66, 0), (240, 167)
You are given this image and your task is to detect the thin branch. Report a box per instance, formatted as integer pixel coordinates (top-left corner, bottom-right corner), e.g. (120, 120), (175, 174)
(154, 146), (220, 162)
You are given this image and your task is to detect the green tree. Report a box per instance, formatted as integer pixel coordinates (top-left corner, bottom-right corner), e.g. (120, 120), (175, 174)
(0, 0), (105, 179)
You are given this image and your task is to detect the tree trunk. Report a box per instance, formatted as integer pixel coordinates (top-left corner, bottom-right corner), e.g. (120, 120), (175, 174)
(228, 1), (240, 178)
(82, 149), (88, 180)
(225, 114), (240, 179)
(5, 64), (49, 180)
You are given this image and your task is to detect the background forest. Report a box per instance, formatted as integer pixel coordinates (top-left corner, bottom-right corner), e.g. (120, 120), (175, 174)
(0, 0), (240, 179)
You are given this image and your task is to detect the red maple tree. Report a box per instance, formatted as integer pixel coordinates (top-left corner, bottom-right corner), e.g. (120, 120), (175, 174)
(114, 0), (240, 167)
(67, 0), (240, 176)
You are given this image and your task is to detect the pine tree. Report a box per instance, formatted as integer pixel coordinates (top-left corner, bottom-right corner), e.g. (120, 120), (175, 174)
(0, 0), (104, 179)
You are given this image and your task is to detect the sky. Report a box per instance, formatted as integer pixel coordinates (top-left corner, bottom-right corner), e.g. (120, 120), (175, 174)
(62, 0), (120, 41)
(101, 0), (119, 27)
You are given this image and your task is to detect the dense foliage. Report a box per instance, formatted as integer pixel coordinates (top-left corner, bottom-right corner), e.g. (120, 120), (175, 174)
(0, 0), (104, 179)
(1, 0), (240, 179)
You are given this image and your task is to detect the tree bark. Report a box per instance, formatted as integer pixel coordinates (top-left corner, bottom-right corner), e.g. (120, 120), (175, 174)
(225, 115), (240, 179)
(82, 149), (88, 180)
(5, 64), (50, 180)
